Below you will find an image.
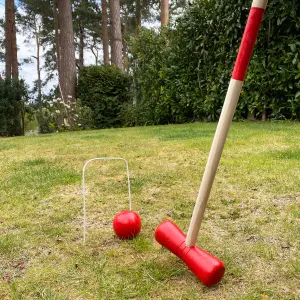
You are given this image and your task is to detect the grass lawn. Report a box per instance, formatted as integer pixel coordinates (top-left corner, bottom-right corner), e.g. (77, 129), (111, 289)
(0, 122), (299, 299)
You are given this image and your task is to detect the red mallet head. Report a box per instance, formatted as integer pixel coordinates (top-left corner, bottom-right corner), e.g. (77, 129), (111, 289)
(155, 220), (225, 286)
(113, 210), (142, 239)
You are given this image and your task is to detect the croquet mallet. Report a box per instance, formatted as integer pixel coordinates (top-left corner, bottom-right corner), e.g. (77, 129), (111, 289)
(155, 0), (268, 286)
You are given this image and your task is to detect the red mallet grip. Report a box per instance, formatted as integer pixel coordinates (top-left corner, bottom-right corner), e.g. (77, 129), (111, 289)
(232, 7), (265, 81)
(155, 221), (225, 286)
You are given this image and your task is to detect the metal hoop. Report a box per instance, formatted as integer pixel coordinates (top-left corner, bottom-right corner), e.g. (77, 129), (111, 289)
(82, 157), (132, 243)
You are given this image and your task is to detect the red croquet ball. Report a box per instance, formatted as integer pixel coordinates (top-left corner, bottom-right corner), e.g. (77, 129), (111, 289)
(113, 210), (141, 239)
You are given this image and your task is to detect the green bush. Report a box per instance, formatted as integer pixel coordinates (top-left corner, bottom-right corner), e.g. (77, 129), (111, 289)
(128, 28), (173, 125)
(0, 78), (28, 136)
(129, 0), (300, 123)
(78, 65), (132, 128)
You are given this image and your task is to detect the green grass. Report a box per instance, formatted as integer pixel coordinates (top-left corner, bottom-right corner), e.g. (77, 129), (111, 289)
(0, 121), (300, 299)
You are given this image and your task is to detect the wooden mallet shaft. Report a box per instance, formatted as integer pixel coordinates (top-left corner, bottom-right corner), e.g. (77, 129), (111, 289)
(186, 0), (268, 247)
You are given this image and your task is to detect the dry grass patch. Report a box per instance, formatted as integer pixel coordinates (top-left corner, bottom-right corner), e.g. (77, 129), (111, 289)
(0, 122), (299, 299)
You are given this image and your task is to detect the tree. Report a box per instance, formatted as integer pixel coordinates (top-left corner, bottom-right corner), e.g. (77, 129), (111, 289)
(5, 0), (18, 79)
(110, 0), (123, 69)
(136, 0), (141, 33)
(34, 17), (42, 106)
(161, 0), (169, 26)
(73, 0), (101, 67)
(17, 6), (43, 109)
(102, 0), (109, 64)
(0, 78), (28, 136)
(19, 0), (60, 85)
(5, 0), (12, 78)
(53, 0), (60, 76)
(11, 0), (18, 78)
(57, 0), (76, 103)
(0, 19), (5, 66)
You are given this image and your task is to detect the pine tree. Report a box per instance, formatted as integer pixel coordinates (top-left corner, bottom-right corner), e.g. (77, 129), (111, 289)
(17, 10), (43, 107)
(5, 0), (18, 79)
(53, 0), (60, 76)
(57, 0), (76, 103)
(136, 0), (141, 33)
(73, 0), (100, 67)
(161, 0), (169, 26)
(110, 0), (123, 70)
(102, 0), (109, 64)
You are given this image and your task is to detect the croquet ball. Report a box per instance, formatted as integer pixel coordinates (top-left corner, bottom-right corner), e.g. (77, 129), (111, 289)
(113, 210), (141, 239)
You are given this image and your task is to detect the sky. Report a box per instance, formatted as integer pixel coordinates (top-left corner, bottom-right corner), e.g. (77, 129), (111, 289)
(0, 0), (101, 96)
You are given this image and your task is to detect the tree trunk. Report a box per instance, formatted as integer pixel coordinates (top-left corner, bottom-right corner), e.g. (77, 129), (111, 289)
(57, 0), (77, 103)
(262, 110), (267, 121)
(5, 0), (13, 78)
(110, 0), (123, 70)
(122, 22), (128, 72)
(35, 19), (42, 111)
(101, 0), (109, 64)
(11, 0), (18, 79)
(161, 0), (169, 26)
(79, 24), (84, 67)
(21, 101), (25, 135)
(91, 45), (99, 66)
(53, 0), (61, 75)
(136, 0), (141, 34)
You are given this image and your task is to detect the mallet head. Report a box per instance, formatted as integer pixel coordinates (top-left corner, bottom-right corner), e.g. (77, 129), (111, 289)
(155, 220), (225, 286)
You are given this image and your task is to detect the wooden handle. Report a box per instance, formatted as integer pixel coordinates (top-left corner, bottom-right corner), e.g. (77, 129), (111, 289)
(186, 0), (268, 247)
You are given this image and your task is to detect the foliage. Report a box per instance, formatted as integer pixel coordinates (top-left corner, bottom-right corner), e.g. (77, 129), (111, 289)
(18, 0), (57, 84)
(128, 28), (171, 125)
(18, 0), (102, 80)
(129, 0), (246, 124)
(73, 0), (101, 65)
(36, 97), (93, 134)
(0, 78), (29, 136)
(243, 0), (300, 119)
(78, 65), (132, 128)
(129, 0), (300, 123)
